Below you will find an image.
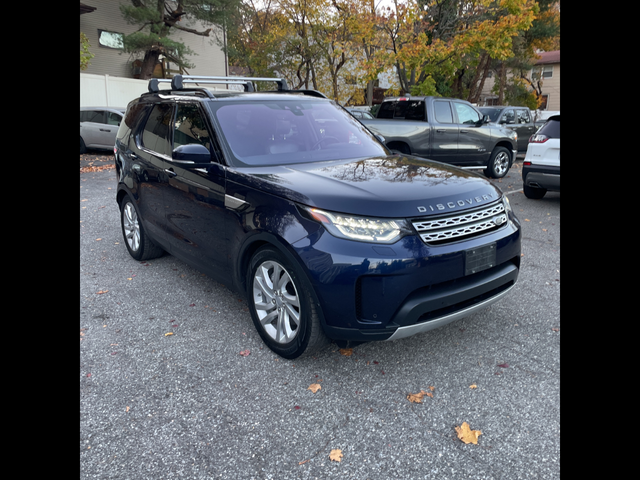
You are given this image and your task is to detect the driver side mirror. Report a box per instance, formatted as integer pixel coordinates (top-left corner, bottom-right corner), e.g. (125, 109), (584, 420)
(172, 144), (212, 163)
(477, 115), (490, 126)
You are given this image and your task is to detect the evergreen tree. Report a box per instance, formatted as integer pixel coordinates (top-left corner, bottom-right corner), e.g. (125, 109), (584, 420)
(120, 0), (241, 79)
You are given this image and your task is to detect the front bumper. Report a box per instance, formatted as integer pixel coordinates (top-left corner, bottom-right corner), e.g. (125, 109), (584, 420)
(291, 214), (521, 342)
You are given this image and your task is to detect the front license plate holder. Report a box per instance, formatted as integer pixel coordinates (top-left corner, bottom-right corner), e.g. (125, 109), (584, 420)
(465, 243), (496, 276)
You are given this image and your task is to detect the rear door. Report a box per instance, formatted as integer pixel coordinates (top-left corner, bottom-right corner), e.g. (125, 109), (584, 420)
(430, 100), (458, 163)
(129, 102), (175, 247)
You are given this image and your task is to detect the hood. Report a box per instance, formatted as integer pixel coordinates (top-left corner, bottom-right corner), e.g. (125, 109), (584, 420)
(229, 155), (503, 218)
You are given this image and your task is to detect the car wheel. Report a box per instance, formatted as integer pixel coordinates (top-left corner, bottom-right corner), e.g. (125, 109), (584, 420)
(119, 195), (164, 261)
(484, 147), (511, 178)
(247, 246), (328, 359)
(523, 184), (547, 199)
(80, 137), (87, 154)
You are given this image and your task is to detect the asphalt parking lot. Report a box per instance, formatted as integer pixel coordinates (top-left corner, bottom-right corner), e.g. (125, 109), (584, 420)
(80, 152), (559, 479)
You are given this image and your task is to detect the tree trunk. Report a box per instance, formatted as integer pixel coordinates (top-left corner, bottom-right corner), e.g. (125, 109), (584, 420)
(469, 53), (492, 104)
(497, 63), (506, 105)
(140, 49), (161, 80)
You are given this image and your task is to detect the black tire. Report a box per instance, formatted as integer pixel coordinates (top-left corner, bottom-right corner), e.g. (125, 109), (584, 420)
(119, 195), (164, 261)
(484, 146), (511, 178)
(523, 184), (547, 199)
(80, 137), (87, 154)
(247, 246), (329, 359)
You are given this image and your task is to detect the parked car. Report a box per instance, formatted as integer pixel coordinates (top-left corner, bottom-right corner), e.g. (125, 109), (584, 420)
(532, 110), (560, 130)
(80, 107), (125, 153)
(361, 96), (518, 178)
(346, 108), (375, 120)
(114, 75), (521, 359)
(478, 106), (537, 153)
(522, 115), (560, 199)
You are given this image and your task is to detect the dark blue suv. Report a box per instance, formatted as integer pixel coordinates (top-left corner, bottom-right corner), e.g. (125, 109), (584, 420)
(115, 75), (521, 359)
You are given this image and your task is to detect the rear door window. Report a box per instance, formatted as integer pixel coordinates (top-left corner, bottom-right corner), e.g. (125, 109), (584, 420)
(141, 103), (175, 157)
(434, 101), (454, 123)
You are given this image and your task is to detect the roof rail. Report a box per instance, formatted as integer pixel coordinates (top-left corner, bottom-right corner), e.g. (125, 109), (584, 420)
(148, 74), (289, 93)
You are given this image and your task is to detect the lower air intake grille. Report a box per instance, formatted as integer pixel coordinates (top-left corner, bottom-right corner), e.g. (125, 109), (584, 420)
(412, 201), (506, 244)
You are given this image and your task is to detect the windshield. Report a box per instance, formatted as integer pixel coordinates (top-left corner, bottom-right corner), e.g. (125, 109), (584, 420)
(209, 100), (388, 167)
(478, 107), (502, 122)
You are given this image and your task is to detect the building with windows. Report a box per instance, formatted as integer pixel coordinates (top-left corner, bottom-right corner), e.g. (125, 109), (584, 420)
(479, 50), (560, 111)
(80, 1), (228, 79)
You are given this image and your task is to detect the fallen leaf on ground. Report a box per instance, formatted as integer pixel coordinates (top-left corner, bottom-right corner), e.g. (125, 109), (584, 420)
(126, 406), (130, 412)
(455, 422), (482, 444)
(497, 362), (509, 368)
(96, 290), (109, 295)
(407, 390), (433, 403)
(339, 348), (354, 356)
(469, 384), (478, 389)
(239, 349), (250, 356)
(164, 332), (174, 336)
(407, 391), (426, 403)
(308, 383), (321, 393)
(298, 459), (309, 465)
(329, 449), (343, 462)
(552, 327), (559, 332)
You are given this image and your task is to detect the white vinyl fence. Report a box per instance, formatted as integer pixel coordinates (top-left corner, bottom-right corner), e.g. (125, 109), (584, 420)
(80, 73), (150, 108)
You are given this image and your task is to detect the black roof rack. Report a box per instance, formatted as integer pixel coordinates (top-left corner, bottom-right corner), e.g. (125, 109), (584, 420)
(148, 74), (289, 93)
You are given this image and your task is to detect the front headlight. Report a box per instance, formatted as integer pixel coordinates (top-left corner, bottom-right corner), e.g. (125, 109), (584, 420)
(304, 207), (411, 244)
(503, 194), (512, 213)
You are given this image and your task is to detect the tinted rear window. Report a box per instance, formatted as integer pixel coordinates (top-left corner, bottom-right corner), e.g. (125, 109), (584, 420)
(377, 100), (425, 120)
(538, 117), (560, 138)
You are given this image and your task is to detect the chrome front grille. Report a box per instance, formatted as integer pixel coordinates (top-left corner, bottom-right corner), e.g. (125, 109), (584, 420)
(412, 201), (506, 244)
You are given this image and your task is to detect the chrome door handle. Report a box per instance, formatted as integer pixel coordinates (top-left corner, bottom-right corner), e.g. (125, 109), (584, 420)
(164, 168), (177, 177)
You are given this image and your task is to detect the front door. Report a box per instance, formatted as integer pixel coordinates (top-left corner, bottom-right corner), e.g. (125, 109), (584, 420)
(161, 102), (230, 282)
(452, 101), (492, 166)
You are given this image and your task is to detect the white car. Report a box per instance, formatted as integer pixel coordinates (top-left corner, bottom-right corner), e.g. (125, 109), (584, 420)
(522, 115), (559, 199)
(80, 107), (125, 153)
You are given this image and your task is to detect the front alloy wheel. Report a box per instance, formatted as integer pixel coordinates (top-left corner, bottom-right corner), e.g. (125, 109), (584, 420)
(247, 247), (328, 359)
(252, 259), (301, 344)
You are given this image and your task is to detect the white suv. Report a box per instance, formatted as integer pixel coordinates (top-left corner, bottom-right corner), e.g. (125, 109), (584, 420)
(522, 115), (560, 199)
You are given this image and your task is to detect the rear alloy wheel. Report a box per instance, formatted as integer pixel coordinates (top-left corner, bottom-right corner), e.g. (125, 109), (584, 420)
(247, 247), (328, 359)
(485, 147), (511, 178)
(120, 195), (164, 261)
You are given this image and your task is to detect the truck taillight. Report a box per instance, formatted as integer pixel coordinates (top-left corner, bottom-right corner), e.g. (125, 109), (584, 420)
(529, 134), (549, 143)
